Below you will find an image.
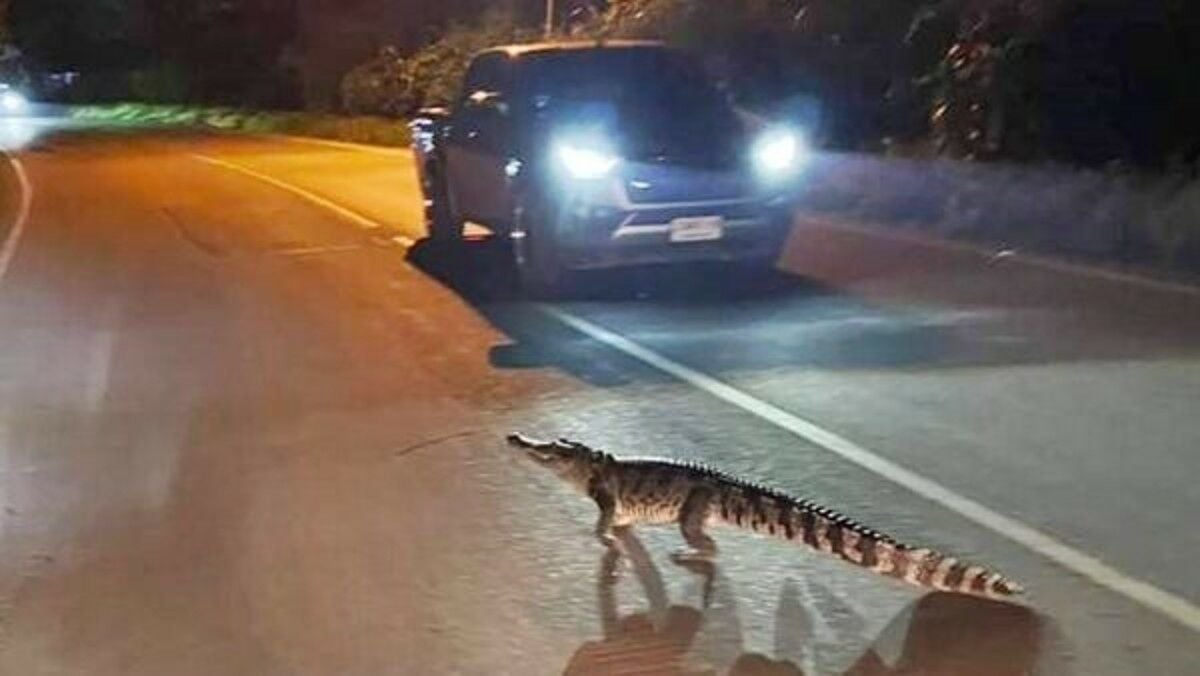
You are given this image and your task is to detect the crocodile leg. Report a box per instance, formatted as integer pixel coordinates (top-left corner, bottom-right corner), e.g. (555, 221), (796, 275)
(675, 487), (718, 561)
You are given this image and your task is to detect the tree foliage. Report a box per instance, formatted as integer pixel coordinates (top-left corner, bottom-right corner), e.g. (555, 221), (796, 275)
(590, 0), (1200, 167)
(920, 0), (1200, 167)
(0, 0), (10, 44)
(10, 0), (139, 70)
(140, 0), (298, 106)
(596, 0), (928, 148)
(7, 0), (1195, 167)
(341, 8), (536, 115)
(6, 0), (300, 104)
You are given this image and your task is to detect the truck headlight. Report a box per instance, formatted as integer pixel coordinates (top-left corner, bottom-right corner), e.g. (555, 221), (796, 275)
(555, 141), (619, 180)
(753, 128), (805, 177)
(1, 90), (28, 113)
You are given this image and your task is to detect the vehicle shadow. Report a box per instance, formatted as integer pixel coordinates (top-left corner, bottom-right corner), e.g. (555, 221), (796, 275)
(404, 235), (817, 305)
(405, 237), (964, 384)
(838, 591), (1055, 676)
(560, 531), (1054, 676)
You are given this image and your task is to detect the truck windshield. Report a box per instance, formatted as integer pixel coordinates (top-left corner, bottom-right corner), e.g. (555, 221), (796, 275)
(521, 48), (722, 108)
(518, 47), (739, 162)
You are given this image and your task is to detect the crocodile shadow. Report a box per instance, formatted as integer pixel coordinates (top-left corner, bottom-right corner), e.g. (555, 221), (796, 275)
(560, 532), (1051, 675)
(562, 528), (744, 675)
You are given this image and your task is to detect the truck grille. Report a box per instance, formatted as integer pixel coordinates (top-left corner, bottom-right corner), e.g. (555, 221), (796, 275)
(622, 163), (751, 205)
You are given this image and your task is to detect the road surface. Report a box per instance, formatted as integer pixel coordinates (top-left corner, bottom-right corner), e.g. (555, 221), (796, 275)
(0, 123), (1197, 675)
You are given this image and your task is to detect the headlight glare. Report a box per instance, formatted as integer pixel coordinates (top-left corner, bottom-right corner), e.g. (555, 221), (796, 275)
(753, 128), (804, 176)
(1, 91), (27, 112)
(556, 141), (619, 180)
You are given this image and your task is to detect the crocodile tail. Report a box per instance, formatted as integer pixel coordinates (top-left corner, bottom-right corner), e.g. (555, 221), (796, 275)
(713, 487), (1022, 598)
(859, 542), (1024, 598)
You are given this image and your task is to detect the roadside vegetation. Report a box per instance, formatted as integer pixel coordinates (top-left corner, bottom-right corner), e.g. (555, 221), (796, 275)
(343, 1), (1200, 168)
(794, 153), (1200, 272)
(69, 104), (411, 147)
(341, 9), (537, 117)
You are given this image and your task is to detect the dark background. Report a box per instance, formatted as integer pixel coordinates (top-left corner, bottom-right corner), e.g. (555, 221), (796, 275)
(3, 0), (1200, 170)
(3, 0), (503, 108)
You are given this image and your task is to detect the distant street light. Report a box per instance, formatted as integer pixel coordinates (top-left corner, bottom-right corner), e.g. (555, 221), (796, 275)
(544, 0), (555, 38)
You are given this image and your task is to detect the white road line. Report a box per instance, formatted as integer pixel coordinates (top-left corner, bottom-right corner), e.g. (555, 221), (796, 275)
(192, 153), (422, 250)
(0, 151), (34, 286)
(82, 299), (121, 412)
(538, 304), (1200, 633)
(190, 154), (384, 231)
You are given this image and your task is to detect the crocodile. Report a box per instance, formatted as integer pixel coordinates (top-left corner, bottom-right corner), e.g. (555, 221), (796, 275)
(508, 433), (1022, 599)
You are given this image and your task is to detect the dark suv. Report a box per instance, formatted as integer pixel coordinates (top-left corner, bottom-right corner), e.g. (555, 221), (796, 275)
(411, 41), (802, 293)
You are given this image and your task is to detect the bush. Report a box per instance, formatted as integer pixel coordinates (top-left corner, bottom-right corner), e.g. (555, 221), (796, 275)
(340, 47), (414, 117)
(920, 0), (1200, 168)
(69, 104), (412, 148)
(129, 61), (191, 104)
(597, 1), (929, 148)
(340, 8), (537, 116)
(334, 0), (1200, 171)
(791, 151), (1200, 272)
(595, 0), (1200, 168)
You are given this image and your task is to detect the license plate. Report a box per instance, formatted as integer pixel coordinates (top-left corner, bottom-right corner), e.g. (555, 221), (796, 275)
(669, 216), (724, 243)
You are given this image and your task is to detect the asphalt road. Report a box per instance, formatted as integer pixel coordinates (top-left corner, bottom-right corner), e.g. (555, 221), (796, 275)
(0, 123), (1197, 675)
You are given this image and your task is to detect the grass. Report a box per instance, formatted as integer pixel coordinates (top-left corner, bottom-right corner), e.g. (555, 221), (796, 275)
(70, 104), (412, 148)
(792, 152), (1200, 276)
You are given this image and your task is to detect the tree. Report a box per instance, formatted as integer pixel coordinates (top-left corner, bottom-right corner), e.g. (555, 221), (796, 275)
(0, 0), (10, 43)
(140, 0), (299, 106)
(10, 0), (140, 70)
(0, 0), (24, 87)
(341, 7), (537, 114)
(596, 1), (928, 148)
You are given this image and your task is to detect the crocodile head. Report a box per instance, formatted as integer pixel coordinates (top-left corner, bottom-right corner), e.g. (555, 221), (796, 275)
(507, 433), (608, 490)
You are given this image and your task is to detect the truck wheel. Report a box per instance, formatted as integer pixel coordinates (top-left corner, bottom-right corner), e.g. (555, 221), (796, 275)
(513, 193), (568, 298)
(426, 164), (462, 246)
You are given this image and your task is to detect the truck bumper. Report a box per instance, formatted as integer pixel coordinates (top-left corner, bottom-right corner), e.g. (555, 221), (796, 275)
(552, 198), (791, 271)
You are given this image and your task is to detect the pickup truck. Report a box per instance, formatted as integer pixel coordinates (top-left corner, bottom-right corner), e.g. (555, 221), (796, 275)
(411, 40), (802, 294)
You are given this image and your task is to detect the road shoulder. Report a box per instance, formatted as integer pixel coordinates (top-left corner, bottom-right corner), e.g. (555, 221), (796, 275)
(0, 152), (20, 245)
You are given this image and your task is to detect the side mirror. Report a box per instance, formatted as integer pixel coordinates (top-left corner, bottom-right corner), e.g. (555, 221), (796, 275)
(414, 106), (450, 123)
(410, 107), (450, 149)
(466, 90), (510, 117)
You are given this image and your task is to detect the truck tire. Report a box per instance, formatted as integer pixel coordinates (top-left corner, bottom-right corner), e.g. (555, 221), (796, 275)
(426, 163), (462, 246)
(513, 191), (569, 298)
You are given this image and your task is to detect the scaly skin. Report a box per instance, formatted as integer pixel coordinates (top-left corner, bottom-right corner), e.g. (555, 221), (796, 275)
(508, 433), (1022, 599)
